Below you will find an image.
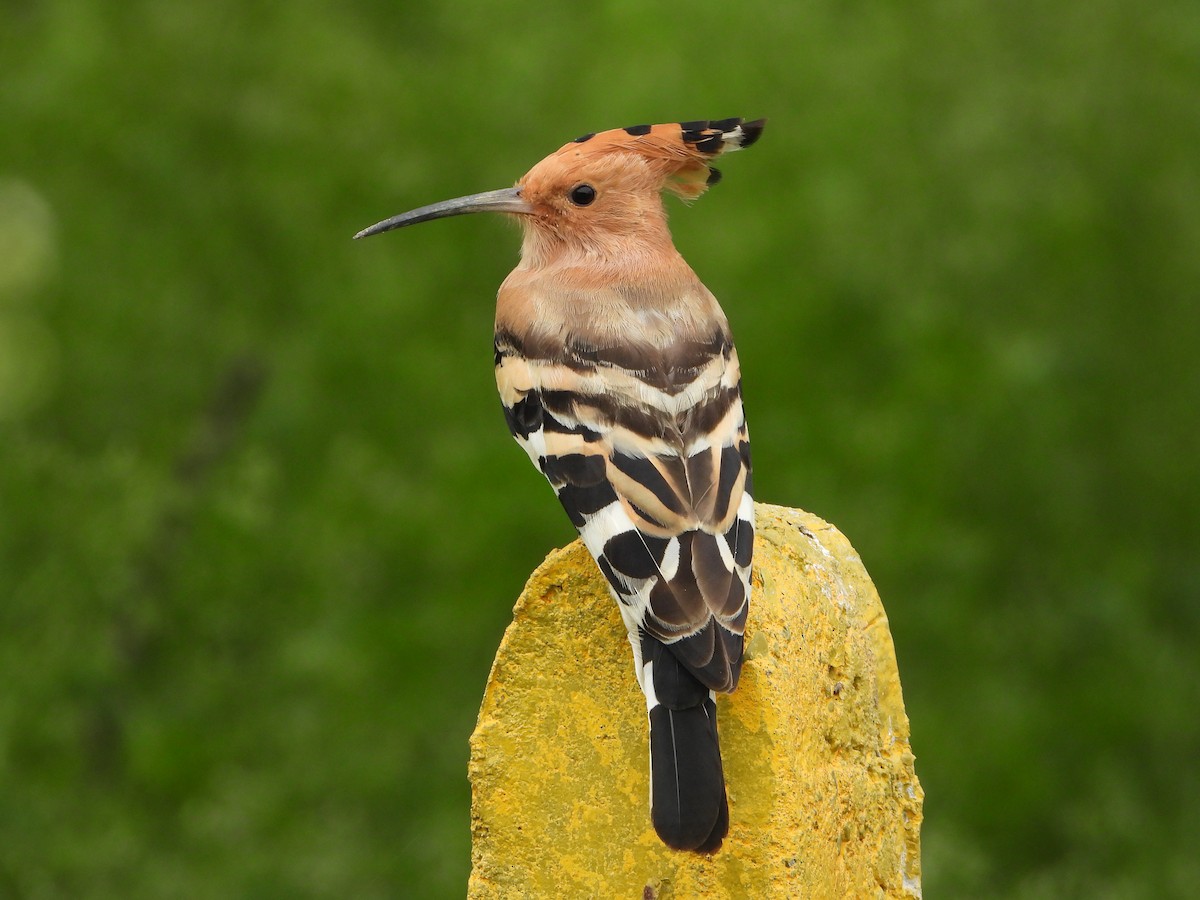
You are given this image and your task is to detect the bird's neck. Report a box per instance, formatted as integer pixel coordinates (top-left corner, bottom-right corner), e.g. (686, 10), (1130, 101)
(516, 215), (679, 270)
(496, 239), (728, 364)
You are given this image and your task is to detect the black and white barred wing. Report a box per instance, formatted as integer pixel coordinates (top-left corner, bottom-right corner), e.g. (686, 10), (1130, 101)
(495, 334), (754, 694)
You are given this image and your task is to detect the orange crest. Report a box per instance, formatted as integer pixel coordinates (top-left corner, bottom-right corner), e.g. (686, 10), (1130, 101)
(548, 118), (766, 199)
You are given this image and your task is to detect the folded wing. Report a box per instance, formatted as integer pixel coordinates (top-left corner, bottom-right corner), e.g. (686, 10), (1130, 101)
(495, 325), (754, 693)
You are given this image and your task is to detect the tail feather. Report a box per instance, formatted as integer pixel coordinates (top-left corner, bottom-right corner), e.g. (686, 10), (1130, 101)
(643, 636), (729, 852)
(695, 776), (730, 854)
(648, 698), (728, 851)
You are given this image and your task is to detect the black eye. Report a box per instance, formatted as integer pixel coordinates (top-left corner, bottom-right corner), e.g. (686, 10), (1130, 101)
(569, 184), (596, 206)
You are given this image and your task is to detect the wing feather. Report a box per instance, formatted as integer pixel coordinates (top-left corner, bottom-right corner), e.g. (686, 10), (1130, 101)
(496, 329), (754, 693)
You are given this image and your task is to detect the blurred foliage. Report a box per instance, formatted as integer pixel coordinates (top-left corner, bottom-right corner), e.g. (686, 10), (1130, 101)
(1, 0), (1198, 896)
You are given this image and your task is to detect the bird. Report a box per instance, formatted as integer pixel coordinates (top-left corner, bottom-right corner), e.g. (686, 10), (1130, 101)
(355, 118), (763, 852)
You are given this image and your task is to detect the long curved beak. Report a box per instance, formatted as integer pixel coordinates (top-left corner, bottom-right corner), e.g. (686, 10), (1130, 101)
(353, 186), (532, 239)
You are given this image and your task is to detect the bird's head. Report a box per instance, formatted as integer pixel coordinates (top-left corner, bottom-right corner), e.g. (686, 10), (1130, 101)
(355, 118), (764, 262)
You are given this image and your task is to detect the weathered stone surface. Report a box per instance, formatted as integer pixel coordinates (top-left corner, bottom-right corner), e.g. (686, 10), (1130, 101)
(468, 503), (923, 898)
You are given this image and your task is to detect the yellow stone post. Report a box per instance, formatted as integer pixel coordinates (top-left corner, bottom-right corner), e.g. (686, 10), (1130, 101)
(468, 503), (923, 898)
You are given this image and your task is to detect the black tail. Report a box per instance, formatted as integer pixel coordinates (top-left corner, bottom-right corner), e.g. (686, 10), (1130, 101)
(644, 638), (729, 852)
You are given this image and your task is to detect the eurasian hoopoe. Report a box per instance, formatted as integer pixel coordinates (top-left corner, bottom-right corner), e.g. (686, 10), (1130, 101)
(356, 118), (763, 852)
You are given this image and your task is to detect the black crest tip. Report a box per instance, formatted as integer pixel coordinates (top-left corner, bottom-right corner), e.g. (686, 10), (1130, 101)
(737, 118), (766, 147)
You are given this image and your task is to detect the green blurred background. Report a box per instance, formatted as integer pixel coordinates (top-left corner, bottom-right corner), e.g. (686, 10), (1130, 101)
(2, 1), (1197, 896)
